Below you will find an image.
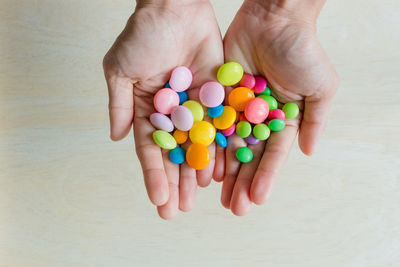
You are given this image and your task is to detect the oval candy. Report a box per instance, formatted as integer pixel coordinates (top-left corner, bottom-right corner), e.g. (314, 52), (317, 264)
(177, 91), (188, 105)
(236, 121), (252, 138)
(213, 106), (237, 130)
(186, 143), (211, 170)
(207, 104), (224, 118)
(199, 81), (225, 107)
(183, 100), (204, 122)
(228, 87), (255, 111)
(236, 147), (253, 163)
(171, 106), (193, 131)
(239, 73), (256, 89)
(254, 76), (267, 93)
(221, 123), (236, 137)
(245, 134), (260, 145)
(169, 147), (186, 164)
(268, 119), (285, 131)
(282, 102), (300, 119)
(169, 66), (192, 92)
(152, 130), (177, 150)
(153, 88), (179, 114)
(244, 97), (269, 124)
(215, 132), (227, 148)
(253, 123), (270, 140)
(150, 113), (174, 132)
(189, 121), (216, 146)
(173, 129), (188, 144)
(268, 109), (285, 121)
(217, 62), (244, 86)
(258, 95), (278, 110)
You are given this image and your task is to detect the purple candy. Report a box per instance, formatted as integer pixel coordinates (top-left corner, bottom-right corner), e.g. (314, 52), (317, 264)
(245, 134), (260, 145)
(171, 105), (194, 131)
(150, 113), (174, 132)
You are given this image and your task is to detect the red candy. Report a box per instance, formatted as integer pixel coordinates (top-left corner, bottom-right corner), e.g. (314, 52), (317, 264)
(254, 76), (267, 93)
(244, 97), (269, 124)
(268, 109), (285, 121)
(239, 73), (255, 89)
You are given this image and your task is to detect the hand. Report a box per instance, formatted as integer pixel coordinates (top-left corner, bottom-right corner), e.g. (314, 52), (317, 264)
(103, 0), (224, 219)
(221, 0), (339, 215)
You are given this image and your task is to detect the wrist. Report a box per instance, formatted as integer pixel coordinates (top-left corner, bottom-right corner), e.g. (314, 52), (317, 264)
(136, 0), (209, 9)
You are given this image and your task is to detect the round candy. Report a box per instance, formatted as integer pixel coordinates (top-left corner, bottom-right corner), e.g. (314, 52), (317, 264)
(177, 91), (188, 105)
(236, 121), (252, 138)
(221, 123), (236, 137)
(199, 81), (225, 107)
(182, 100), (204, 122)
(153, 88), (179, 114)
(253, 123), (270, 140)
(245, 134), (260, 145)
(228, 87), (255, 111)
(171, 106), (193, 131)
(256, 86), (271, 96)
(213, 106), (237, 130)
(282, 102), (300, 119)
(215, 132), (227, 148)
(152, 130), (177, 150)
(258, 95), (278, 110)
(169, 147), (186, 164)
(186, 143), (211, 170)
(217, 62), (244, 86)
(239, 73), (256, 89)
(254, 76), (267, 93)
(169, 66), (192, 92)
(149, 113), (174, 132)
(207, 104), (224, 118)
(164, 82), (171, 88)
(268, 119), (285, 131)
(189, 121), (216, 146)
(236, 147), (253, 163)
(244, 97), (269, 124)
(173, 129), (188, 144)
(268, 108), (285, 120)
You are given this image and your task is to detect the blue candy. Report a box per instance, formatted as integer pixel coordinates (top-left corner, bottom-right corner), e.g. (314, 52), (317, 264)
(164, 82), (171, 88)
(177, 91), (188, 105)
(169, 147), (186, 164)
(207, 104), (223, 118)
(215, 132), (227, 148)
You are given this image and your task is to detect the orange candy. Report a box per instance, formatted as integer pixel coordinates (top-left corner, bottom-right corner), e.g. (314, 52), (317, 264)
(228, 87), (255, 111)
(186, 143), (210, 170)
(173, 129), (188, 144)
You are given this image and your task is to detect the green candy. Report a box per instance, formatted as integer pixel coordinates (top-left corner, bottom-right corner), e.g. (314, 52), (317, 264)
(256, 86), (271, 96)
(253, 124), (270, 140)
(236, 121), (252, 138)
(152, 130), (177, 150)
(236, 147), (253, 163)
(282, 102), (299, 119)
(268, 119), (285, 132)
(258, 95), (278, 110)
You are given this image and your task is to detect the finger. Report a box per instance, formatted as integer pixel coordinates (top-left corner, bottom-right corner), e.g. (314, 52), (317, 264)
(298, 92), (335, 156)
(157, 149), (180, 220)
(104, 70), (134, 141)
(179, 143), (197, 212)
(250, 119), (299, 205)
(196, 142), (215, 187)
(213, 144), (225, 182)
(221, 134), (246, 209)
(230, 141), (265, 216)
(134, 117), (169, 206)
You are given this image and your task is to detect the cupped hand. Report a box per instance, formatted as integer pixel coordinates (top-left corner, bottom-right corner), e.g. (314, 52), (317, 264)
(221, 0), (339, 215)
(103, 0), (224, 219)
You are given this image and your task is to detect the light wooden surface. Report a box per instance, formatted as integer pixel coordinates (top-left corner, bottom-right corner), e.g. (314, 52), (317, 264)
(1, 0), (400, 266)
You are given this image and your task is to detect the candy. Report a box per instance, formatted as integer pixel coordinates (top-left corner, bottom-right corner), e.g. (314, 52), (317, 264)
(171, 106), (193, 131)
(282, 102), (299, 119)
(207, 104), (224, 118)
(239, 73), (255, 89)
(245, 134), (260, 145)
(239, 112), (248, 121)
(244, 97), (269, 124)
(164, 82), (171, 88)
(256, 86), (271, 96)
(173, 129), (188, 144)
(221, 123), (235, 137)
(258, 95), (278, 110)
(213, 106), (237, 130)
(169, 66), (192, 92)
(236, 147), (253, 163)
(199, 81), (225, 107)
(149, 113), (174, 132)
(253, 123), (270, 140)
(236, 121), (252, 138)
(183, 100), (204, 122)
(152, 130), (177, 150)
(153, 88), (179, 114)
(186, 143), (210, 170)
(169, 147), (186, 164)
(254, 76), (267, 93)
(215, 132), (227, 148)
(268, 108), (285, 120)
(228, 87), (255, 111)
(177, 91), (188, 105)
(217, 62), (244, 86)
(268, 119), (285, 131)
(189, 121), (216, 146)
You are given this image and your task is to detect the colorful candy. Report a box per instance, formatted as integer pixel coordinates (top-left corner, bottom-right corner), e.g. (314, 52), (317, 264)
(199, 81), (225, 107)
(171, 106), (194, 131)
(254, 76), (267, 93)
(150, 113), (174, 132)
(228, 87), (255, 111)
(217, 62), (244, 86)
(282, 102), (300, 119)
(182, 100), (204, 122)
(213, 106), (237, 130)
(258, 95), (278, 110)
(244, 97), (269, 124)
(186, 143), (210, 170)
(236, 147), (253, 163)
(153, 88), (179, 114)
(152, 130), (177, 150)
(169, 147), (186, 164)
(268, 119), (286, 132)
(189, 121), (216, 146)
(207, 104), (224, 118)
(169, 66), (192, 92)
(239, 73), (255, 89)
(221, 123), (236, 137)
(253, 123), (270, 140)
(245, 134), (260, 145)
(268, 109), (285, 121)
(215, 132), (227, 148)
(173, 129), (188, 144)
(256, 86), (271, 96)
(236, 121), (252, 138)
(177, 91), (188, 105)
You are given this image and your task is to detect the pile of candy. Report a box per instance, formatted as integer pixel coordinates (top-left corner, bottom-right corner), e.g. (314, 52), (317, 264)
(151, 62), (299, 170)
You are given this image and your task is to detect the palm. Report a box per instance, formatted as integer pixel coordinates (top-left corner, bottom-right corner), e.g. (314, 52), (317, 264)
(103, 2), (224, 219)
(221, 5), (338, 215)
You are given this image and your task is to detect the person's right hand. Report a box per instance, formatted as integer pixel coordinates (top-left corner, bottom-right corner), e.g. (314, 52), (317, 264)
(103, 0), (224, 219)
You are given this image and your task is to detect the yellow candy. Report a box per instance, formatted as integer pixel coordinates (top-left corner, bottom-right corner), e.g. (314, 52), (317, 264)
(217, 62), (244, 86)
(213, 106), (237, 130)
(183, 100), (204, 122)
(228, 87), (255, 111)
(189, 121), (216, 146)
(173, 129), (188, 144)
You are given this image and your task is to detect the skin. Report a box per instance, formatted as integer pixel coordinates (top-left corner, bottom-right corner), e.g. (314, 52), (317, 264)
(103, 0), (224, 219)
(221, 0), (339, 215)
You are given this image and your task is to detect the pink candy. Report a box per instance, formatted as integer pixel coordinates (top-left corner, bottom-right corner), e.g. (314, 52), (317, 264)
(221, 123), (236, 137)
(254, 76), (267, 93)
(150, 113), (174, 132)
(199, 81), (225, 107)
(239, 73), (255, 89)
(268, 109), (285, 120)
(171, 106), (194, 131)
(169, 66), (193, 92)
(245, 97), (269, 124)
(153, 88), (179, 114)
